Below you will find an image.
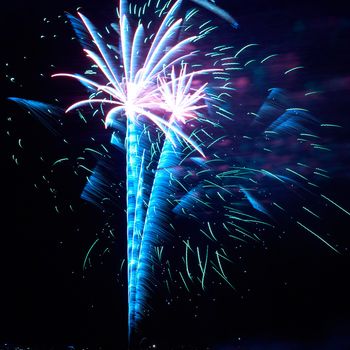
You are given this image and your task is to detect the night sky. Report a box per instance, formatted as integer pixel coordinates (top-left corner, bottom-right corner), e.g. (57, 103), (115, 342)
(2, 1), (350, 349)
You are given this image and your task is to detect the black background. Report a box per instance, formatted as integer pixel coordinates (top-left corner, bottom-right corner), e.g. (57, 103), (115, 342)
(2, 1), (350, 349)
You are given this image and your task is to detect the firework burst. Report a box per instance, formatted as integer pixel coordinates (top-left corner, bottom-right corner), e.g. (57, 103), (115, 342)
(50, 0), (234, 339)
(7, 0), (349, 347)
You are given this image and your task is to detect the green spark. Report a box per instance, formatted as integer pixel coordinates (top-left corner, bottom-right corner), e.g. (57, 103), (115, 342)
(297, 221), (339, 253)
(83, 238), (100, 272)
(284, 66), (304, 74)
(321, 194), (350, 216)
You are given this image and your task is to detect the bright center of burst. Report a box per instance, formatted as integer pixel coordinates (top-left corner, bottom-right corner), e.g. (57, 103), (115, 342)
(125, 82), (138, 120)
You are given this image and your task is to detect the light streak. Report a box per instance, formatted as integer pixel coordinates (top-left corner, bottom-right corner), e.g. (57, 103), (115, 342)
(321, 194), (350, 216)
(297, 221), (339, 254)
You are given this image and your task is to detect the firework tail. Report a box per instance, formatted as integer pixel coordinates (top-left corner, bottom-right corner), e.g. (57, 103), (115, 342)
(134, 129), (183, 326)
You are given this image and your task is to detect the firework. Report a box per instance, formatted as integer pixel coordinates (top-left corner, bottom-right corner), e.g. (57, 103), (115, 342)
(50, 0), (234, 340)
(8, 0), (349, 347)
